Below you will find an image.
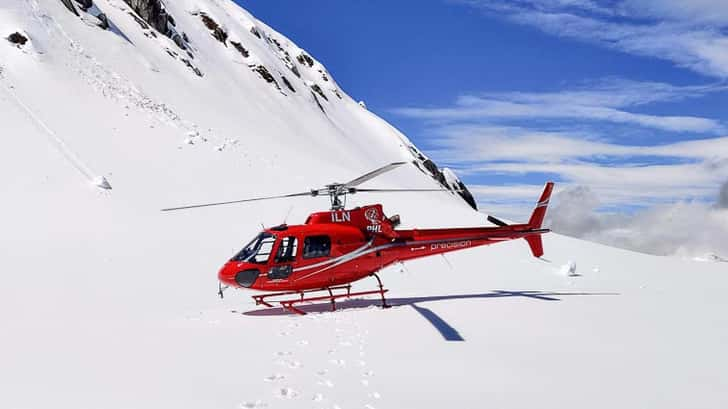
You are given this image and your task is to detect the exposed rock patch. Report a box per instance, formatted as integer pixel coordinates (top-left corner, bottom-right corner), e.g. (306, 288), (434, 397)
(310, 84), (327, 101)
(281, 76), (295, 93)
(297, 52), (314, 67)
(74, 0), (93, 11)
(59, 0), (80, 16)
(7, 32), (28, 46)
(199, 13), (228, 45)
(231, 41), (249, 58)
(250, 26), (262, 39)
(123, 1), (188, 50)
(124, 0), (171, 34)
(297, 53), (314, 67)
(252, 65), (279, 89)
(311, 91), (325, 113)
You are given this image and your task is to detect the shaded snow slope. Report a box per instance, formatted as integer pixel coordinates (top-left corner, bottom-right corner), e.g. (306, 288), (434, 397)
(1, 1), (727, 408)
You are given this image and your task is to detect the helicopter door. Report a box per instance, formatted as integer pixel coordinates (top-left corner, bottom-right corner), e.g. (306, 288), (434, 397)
(269, 236), (298, 280)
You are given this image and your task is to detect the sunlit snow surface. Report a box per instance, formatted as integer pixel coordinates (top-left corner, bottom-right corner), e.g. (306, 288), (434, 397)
(1, 1), (727, 408)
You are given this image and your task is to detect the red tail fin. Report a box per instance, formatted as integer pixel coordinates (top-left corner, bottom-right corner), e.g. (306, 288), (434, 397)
(528, 182), (554, 229)
(525, 182), (554, 258)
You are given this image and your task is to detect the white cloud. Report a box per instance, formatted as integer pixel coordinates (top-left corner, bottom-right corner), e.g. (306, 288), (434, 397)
(431, 125), (728, 209)
(457, 0), (728, 78)
(719, 180), (728, 208)
(621, 0), (728, 25)
(393, 78), (728, 212)
(547, 184), (728, 258)
(393, 79), (725, 133)
(427, 124), (728, 163)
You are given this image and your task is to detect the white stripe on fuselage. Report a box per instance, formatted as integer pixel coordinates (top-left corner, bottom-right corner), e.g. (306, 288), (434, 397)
(291, 230), (542, 282)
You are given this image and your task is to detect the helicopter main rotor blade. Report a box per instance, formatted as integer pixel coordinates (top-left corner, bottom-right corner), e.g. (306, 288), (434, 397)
(161, 190), (322, 212)
(343, 162), (407, 187)
(354, 188), (461, 193)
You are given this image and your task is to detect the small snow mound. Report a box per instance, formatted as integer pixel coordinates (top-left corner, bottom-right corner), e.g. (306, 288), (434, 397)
(559, 260), (578, 277)
(693, 253), (728, 262)
(92, 176), (112, 190)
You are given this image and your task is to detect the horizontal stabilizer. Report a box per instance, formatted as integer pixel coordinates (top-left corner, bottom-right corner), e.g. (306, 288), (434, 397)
(487, 215), (508, 227)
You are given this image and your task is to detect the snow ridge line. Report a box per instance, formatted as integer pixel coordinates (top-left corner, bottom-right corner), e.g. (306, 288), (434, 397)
(0, 79), (111, 189)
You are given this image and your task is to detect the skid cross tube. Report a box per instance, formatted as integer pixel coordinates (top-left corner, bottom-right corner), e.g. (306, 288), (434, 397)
(250, 275), (390, 315)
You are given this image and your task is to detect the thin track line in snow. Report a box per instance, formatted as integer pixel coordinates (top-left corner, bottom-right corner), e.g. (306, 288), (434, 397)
(0, 81), (111, 189)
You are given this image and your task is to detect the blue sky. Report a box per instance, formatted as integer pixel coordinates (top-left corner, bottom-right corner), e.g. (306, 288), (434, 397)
(235, 0), (728, 218)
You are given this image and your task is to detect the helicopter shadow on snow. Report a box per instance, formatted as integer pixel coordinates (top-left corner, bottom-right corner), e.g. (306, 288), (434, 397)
(240, 290), (619, 341)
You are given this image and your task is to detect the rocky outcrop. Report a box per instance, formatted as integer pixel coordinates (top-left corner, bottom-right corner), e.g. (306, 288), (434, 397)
(59, 0), (79, 16)
(7, 32), (28, 46)
(199, 13), (227, 45)
(281, 76), (295, 93)
(310, 84), (327, 101)
(297, 53), (314, 67)
(123, 0), (171, 35)
(74, 0), (93, 11)
(409, 150), (478, 210)
(252, 65), (279, 90)
(231, 41), (249, 58)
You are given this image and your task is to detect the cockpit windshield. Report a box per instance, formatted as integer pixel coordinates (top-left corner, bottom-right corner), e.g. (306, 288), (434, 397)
(231, 232), (276, 264)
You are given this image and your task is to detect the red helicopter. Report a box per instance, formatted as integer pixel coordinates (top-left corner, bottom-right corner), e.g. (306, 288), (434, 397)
(162, 162), (554, 314)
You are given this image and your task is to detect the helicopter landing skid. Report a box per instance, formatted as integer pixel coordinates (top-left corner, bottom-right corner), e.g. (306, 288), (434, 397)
(252, 274), (390, 315)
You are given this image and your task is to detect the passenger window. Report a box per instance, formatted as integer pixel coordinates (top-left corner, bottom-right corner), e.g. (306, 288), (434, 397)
(303, 235), (331, 259)
(275, 237), (298, 263)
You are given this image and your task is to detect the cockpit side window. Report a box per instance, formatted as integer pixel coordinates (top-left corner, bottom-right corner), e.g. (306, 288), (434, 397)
(252, 235), (276, 264)
(275, 237), (298, 263)
(303, 235), (331, 259)
(231, 232), (276, 264)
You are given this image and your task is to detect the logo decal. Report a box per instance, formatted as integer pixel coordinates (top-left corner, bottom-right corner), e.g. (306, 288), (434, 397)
(365, 208), (380, 224)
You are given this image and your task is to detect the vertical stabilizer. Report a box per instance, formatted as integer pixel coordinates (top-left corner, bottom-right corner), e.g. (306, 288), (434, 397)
(525, 182), (554, 258)
(528, 182), (554, 229)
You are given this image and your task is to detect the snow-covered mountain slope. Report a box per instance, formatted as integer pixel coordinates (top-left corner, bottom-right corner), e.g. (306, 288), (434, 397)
(2, 1), (727, 408)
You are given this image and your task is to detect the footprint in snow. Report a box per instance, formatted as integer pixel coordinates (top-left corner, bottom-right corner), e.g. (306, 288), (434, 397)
(317, 379), (334, 388)
(263, 374), (285, 382)
(316, 369), (328, 376)
(275, 387), (298, 399)
(363, 370), (374, 377)
(368, 392), (381, 399)
(279, 360), (302, 369)
(312, 392), (325, 402)
(329, 359), (346, 367)
(239, 400), (267, 408)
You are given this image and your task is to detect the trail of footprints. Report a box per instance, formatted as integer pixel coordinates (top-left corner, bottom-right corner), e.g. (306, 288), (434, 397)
(242, 313), (383, 409)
